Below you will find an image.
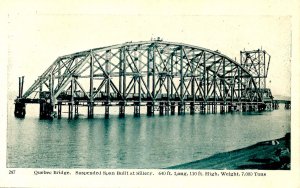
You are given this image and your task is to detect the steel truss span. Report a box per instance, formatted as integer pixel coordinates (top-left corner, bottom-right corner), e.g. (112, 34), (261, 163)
(14, 40), (273, 119)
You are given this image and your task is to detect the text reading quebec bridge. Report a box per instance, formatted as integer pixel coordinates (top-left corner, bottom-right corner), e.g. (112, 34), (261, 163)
(14, 39), (279, 119)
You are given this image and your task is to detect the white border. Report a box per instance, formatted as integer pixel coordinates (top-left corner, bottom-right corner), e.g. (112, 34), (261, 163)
(1, 1), (299, 187)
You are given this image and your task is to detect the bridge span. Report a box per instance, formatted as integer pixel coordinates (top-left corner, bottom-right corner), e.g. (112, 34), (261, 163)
(14, 40), (274, 119)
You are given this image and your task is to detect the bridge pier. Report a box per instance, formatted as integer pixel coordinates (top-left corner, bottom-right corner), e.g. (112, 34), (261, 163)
(178, 102), (185, 115)
(242, 104), (246, 112)
(275, 103), (279, 109)
(228, 103), (232, 113)
(74, 101), (79, 119)
(171, 102), (175, 115)
(200, 103), (206, 114)
(134, 102), (140, 117)
(105, 103), (109, 119)
(245, 104), (249, 111)
(272, 101), (279, 110)
(57, 101), (62, 119)
(147, 102), (154, 116)
(265, 103), (272, 110)
(200, 103), (203, 114)
(190, 102), (195, 115)
(14, 101), (26, 118)
(220, 103), (225, 114)
(159, 102), (164, 116)
(253, 105), (257, 111)
(285, 101), (291, 109)
(165, 102), (170, 115)
(212, 103), (217, 114)
(207, 103), (211, 113)
(68, 102), (73, 119)
(87, 102), (94, 119)
(257, 104), (261, 111)
(39, 100), (53, 119)
(248, 105), (253, 112)
(119, 102), (125, 118)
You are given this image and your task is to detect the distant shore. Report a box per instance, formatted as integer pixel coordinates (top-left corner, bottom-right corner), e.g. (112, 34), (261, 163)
(168, 133), (290, 170)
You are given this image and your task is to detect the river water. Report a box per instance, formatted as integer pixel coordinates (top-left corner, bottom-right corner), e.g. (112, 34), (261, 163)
(7, 103), (290, 169)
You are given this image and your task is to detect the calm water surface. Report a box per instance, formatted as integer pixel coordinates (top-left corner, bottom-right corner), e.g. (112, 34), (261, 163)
(7, 104), (290, 169)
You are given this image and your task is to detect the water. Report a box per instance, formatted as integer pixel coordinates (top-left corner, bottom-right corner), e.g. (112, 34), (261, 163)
(7, 104), (290, 169)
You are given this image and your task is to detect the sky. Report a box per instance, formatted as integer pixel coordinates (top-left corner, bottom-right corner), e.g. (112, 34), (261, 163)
(5, 1), (293, 99)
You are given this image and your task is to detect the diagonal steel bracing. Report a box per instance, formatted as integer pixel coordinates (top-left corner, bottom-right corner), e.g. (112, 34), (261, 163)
(18, 40), (270, 115)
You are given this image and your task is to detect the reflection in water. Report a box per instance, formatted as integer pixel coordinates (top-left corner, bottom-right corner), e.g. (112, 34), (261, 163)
(7, 105), (290, 169)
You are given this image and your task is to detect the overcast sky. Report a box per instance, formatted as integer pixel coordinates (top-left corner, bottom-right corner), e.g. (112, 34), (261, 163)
(7, 5), (292, 98)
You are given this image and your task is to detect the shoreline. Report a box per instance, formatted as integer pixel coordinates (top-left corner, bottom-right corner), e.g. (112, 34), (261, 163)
(167, 133), (290, 170)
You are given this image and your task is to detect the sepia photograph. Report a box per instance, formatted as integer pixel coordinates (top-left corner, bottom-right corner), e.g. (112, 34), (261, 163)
(1, 0), (300, 187)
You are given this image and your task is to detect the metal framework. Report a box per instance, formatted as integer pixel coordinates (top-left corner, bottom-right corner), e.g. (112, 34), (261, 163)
(14, 40), (273, 119)
(241, 49), (273, 103)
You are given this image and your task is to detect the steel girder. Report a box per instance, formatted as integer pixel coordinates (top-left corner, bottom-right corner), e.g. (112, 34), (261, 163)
(241, 49), (271, 89)
(20, 40), (263, 105)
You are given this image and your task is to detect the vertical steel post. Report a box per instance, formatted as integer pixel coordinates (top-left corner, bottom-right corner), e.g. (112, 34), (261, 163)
(263, 51), (266, 89)
(138, 75), (141, 105)
(147, 46), (152, 116)
(38, 76), (44, 119)
(180, 46), (183, 103)
(203, 52), (206, 103)
(88, 52), (94, 118)
(166, 64), (170, 115)
(223, 57), (226, 103)
(58, 60), (61, 86)
(69, 77), (74, 119)
(230, 63), (233, 104)
(179, 46), (184, 115)
(50, 71), (54, 106)
(123, 48), (126, 101)
(18, 77), (21, 98)
(170, 53), (174, 98)
(119, 48), (123, 100)
(203, 52), (207, 113)
(147, 47), (150, 98)
(152, 44), (156, 114)
(213, 55), (217, 114)
(258, 50), (261, 90)
(21, 76), (24, 98)
(105, 51), (110, 119)
(238, 66), (241, 102)
(152, 45), (156, 100)
(119, 47), (126, 117)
